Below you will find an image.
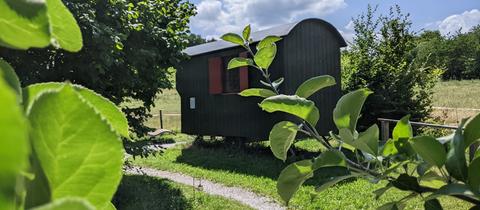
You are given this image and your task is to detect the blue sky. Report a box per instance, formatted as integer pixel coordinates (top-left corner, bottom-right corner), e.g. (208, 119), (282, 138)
(187, 0), (480, 41)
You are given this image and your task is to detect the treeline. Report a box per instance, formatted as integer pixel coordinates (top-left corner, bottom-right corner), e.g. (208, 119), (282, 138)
(414, 27), (480, 80)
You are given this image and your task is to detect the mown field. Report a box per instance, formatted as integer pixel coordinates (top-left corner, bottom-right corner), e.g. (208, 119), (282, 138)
(432, 80), (480, 109)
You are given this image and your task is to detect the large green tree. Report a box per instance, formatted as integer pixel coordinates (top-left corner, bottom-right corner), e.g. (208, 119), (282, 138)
(0, 0), (196, 135)
(342, 5), (441, 126)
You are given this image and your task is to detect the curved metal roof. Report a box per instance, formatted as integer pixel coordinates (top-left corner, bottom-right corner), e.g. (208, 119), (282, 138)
(184, 18), (347, 56)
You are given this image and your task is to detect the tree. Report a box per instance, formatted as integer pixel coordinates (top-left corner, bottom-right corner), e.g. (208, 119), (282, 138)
(0, 0), (196, 136)
(342, 5), (440, 126)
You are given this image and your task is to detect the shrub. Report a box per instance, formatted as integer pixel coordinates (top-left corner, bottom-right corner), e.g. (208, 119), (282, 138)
(342, 5), (441, 127)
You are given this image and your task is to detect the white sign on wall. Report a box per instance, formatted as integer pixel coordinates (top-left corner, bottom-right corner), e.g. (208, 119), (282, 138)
(189, 97), (196, 109)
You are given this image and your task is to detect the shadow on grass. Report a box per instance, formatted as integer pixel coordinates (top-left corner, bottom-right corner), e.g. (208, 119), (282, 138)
(175, 143), (352, 186)
(112, 175), (192, 210)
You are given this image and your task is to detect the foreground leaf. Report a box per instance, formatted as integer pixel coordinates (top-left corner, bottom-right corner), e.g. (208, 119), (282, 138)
(312, 150), (346, 170)
(239, 88), (276, 98)
(269, 121), (298, 161)
(426, 183), (478, 201)
(392, 174), (421, 192)
(24, 82), (129, 137)
(468, 157), (480, 194)
(409, 136), (446, 168)
(31, 197), (94, 210)
(242, 25), (251, 41)
(295, 75), (336, 99)
(227, 57), (253, 69)
(333, 88), (372, 131)
(0, 59), (21, 98)
(316, 173), (358, 192)
(392, 115), (412, 140)
(277, 160), (313, 204)
(465, 113), (480, 149)
(260, 94), (319, 126)
(355, 124), (380, 156)
(46, 0), (83, 52)
(377, 202), (405, 210)
(445, 124), (468, 182)
(254, 43), (276, 69)
(221, 33), (244, 46)
(424, 199), (443, 210)
(0, 0), (50, 49)
(0, 77), (28, 210)
(28, 84), (124, 208)
(257, 35), (282, 50)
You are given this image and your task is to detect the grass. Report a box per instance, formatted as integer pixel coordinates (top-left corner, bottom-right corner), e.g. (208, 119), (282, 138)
(112, 174), (252, 210)
(132, 140), (473, 210)
(433, 80), (480, 109)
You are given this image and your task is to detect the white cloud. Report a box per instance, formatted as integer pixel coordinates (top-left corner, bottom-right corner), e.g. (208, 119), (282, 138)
(339, 20), (354, 45)
(190, 0), (347, 38)
(437, 9), (480, 35)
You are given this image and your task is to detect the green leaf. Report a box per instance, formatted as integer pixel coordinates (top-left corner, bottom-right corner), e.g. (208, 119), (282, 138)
(392, 174), (421, 192)
(409, 136), (446, 167)
(424, 199), (443, 210)
(468, 157), (480, 194)
(392, 115), (412, 140)
(0, 77), (29, 210)
(0, 0), (50, 49)
(227, 57), (253, 69)
(382, 139), (398, 156)
(295, 75), (336, 99)
(31, 197), (94, 210)
(242, 24), (251, 41)
(419, 170), (446, 189)
(356, 124), (379, 156)
(426, 183), (478, 201)
(27, 84), (124, 209)
(269, 121), (299, 161)
(0, 59), (21, 99)
(257, 35), (282, 50)
(394, 138), (415, 157)
(446, 124), (468, 182)
(333, 88), (373, 131)
(45, 0), (83, 52)
(377, 202), (405, 210)
(316, 173), (358, 192)
(260, 94), (319, 126)
(312, 150), (346, 170)
(465, 113), (480, 149)
(239, 88), (276, 98)
(24, 82), (129, 137)
(277, 160), (314, 204)
(220, 33), (244, 46)
(254, 43), (276, 69)
(373, 183), (393, 200)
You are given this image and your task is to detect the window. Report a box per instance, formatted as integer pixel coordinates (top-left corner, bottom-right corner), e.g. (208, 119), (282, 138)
(208, 52), (249, 95)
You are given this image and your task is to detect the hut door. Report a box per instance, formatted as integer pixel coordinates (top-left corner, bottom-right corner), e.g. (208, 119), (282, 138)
(239, 52), (249, 91)
(208, 57), (223, 94)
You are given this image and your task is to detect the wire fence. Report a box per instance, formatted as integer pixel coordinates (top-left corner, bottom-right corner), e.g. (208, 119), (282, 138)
(147, 111), (181, 131)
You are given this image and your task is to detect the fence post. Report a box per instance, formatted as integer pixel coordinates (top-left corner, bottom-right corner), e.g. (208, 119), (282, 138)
(159, 110), (163, 129)
(380, 120), (389, 141)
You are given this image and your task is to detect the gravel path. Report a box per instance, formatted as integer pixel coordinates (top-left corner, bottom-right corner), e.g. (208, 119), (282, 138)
(125, 166), (286, 210)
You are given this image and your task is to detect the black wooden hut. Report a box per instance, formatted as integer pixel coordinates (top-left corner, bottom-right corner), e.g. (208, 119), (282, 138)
(177, 18), (347, 140)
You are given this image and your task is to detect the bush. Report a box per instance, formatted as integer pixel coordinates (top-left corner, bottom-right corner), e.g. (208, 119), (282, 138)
(342, 5), (441, 126)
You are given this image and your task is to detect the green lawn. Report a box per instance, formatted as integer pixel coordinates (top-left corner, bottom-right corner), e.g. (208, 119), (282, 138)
(433, 80), (480, 109)
(132, 141), (473, 210)
(113, 174), (252, 210)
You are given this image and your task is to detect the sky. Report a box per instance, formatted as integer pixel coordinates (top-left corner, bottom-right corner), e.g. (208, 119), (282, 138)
(187, 0), (480, 42)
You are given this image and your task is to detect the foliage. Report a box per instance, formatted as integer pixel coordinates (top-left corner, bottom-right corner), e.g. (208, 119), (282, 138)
(413, 26), (480, 80)
(0, 1), (127, 209)
(342, 5), (441, 126)
(0, 0), (196, 136)
(222, 24), (480, 209)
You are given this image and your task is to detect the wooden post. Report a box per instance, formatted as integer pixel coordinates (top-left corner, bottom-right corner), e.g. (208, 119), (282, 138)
(159, 110), (163, 129)
(380, 120), (389, 141)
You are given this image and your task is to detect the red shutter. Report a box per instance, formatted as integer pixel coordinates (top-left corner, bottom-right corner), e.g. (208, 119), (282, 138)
(239, 52), (249, 91)
(208, 57), (223, 94)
